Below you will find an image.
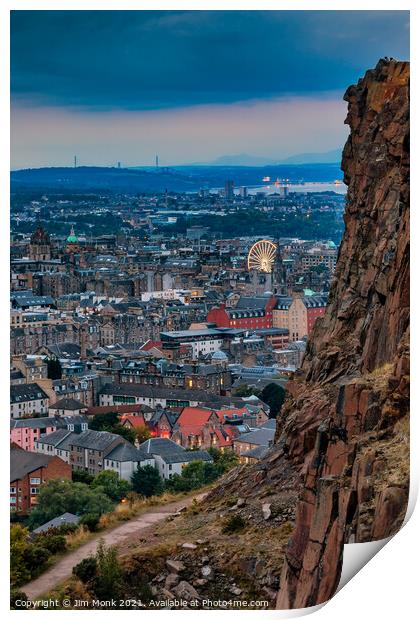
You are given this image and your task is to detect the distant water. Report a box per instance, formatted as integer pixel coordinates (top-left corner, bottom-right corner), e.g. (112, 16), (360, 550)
(208, 181), (347, 196)
(245, 182), (347, 195)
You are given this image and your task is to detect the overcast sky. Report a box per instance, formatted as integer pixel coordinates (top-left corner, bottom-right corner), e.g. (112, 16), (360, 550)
(11, 10), (409, 168)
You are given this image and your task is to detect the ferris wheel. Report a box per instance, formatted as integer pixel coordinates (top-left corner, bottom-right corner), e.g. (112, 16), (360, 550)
(247, 239), (277, 273)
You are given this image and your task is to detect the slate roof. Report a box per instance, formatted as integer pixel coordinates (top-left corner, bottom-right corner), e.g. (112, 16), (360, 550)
(107, 442), (151, 463)
(43, 343), (84, 359)
(261, 418), (277, 430)
(10, 383), (48, 404)
(49, 398), (86, 411)
(10, 448), (56, 482)
(10, 370), (25, 381)
(234, 425), (275, 447)
(11, 417), (60, 430)
(140, 437), (184, 456)
(36, 430), (78, 451)
(241, 445), (269, 460)
(33, 513), (80, 534)
(162, 450), (213, 465)
(69, 429), (123, 450)
(235, 296), (269, 310)
(139, 437), (212, 464)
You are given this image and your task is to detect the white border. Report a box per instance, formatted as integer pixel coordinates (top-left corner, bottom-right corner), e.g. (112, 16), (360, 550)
(1, 2), (416, 619)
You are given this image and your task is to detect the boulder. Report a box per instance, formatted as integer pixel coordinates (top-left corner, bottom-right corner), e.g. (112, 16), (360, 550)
(173, 581), (201, 602)
(262, 503), (272, 520)
(165, 572), (180, 590)
(201, 565), (214, 580)
(166, 559), (185, 573)
(182, 542), (198, 550)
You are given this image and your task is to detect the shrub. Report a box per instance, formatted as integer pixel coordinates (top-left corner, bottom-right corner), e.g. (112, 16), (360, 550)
(221, 514), (246, 534)
(92, 540), (123, 600)
(36, 532), (67, 554)
(92, 470), (131, 502)
(10, 589), (28, 609)
(22, 545), (51, 577)
(72, 470), (94, 485)
(131, 465), (163, 497)
(79, 513), (101, 532)
(10, 524), (31, 586)
(65, 525), (91, 550)
(73, 556), (98, 584)
(28, 479), (114, 528)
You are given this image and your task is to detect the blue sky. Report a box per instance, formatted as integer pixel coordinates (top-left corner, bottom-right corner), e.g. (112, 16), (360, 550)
(11, 10), (410, 168)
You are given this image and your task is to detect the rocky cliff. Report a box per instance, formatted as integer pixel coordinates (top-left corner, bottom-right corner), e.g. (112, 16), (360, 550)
(275, 58), (410, 608)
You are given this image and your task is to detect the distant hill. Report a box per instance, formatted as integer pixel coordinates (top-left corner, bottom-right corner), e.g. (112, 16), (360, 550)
(192, 153), (278, 166)
(188, 149), (342, 167)
(279, 148), (342, 164)
(11, 163), (344, 194)
(10, 166), (200, 193)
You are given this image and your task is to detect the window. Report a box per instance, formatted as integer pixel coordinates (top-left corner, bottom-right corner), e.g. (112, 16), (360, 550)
(30, 477), (41, 484)
(10, 487), (16, 494)
(10, 497), (17, 504)
(30, 488), (40, 495)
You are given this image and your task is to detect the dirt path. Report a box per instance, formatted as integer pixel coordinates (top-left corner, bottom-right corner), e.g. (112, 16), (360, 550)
(22, 493), (206, 600)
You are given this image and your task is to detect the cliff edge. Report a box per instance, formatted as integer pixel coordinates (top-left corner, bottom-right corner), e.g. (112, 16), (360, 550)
(276, 58), (409, 608)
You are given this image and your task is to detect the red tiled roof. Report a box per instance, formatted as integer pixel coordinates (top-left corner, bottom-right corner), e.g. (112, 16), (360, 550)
(215, 407), (249, 422)
(140, 340), (163, 351)
(176, 407), (216, 430)
(213, 428), (232, 446)
(121, 414), (146, 428)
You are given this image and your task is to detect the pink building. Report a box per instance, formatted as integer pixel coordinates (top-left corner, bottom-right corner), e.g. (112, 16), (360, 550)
(11, 417), (62, 451)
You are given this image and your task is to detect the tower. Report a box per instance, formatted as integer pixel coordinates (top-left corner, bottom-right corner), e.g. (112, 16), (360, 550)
(224, 179), (234, 200)
(80, 324), (88, 360)
(29, 226), (51, 261)
(273, 242), (287, 295)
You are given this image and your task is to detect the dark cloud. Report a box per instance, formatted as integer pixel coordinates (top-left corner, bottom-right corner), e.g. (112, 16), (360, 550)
(11, 10), (409, 110)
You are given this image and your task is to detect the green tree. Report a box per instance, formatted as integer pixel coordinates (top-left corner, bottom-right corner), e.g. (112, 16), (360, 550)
(72, 470), (94, 485)
(46, 358), (62, 380)
(92, 471), (131, 502)
(135, 425), (152, 444)
(89, 412), (120, 431)
(233, 384), (262, 398)
(89, 412), (136, 444)
(131, 465), (163, 497)
(207, 447), (239, 474)
(10, 524), (31, 586)
(166, 460), (219, 493)
(92, 540), (123, 600)
(27, 479), (114, 528)
(260, 383), (285, 418)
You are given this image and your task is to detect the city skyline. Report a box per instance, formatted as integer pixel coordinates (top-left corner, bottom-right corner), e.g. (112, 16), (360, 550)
(11, 10), (409, 169)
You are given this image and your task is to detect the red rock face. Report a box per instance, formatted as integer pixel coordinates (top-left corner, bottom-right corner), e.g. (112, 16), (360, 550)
(276, 60), (410, 609)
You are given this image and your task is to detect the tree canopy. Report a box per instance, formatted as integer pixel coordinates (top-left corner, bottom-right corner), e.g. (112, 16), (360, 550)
(131, 465), (163, 497)
(27, 479), (114, 528)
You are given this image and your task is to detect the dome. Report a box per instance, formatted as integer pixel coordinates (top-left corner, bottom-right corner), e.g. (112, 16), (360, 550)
(211, 350), (228, 361)
(67, 225), (78, 244)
